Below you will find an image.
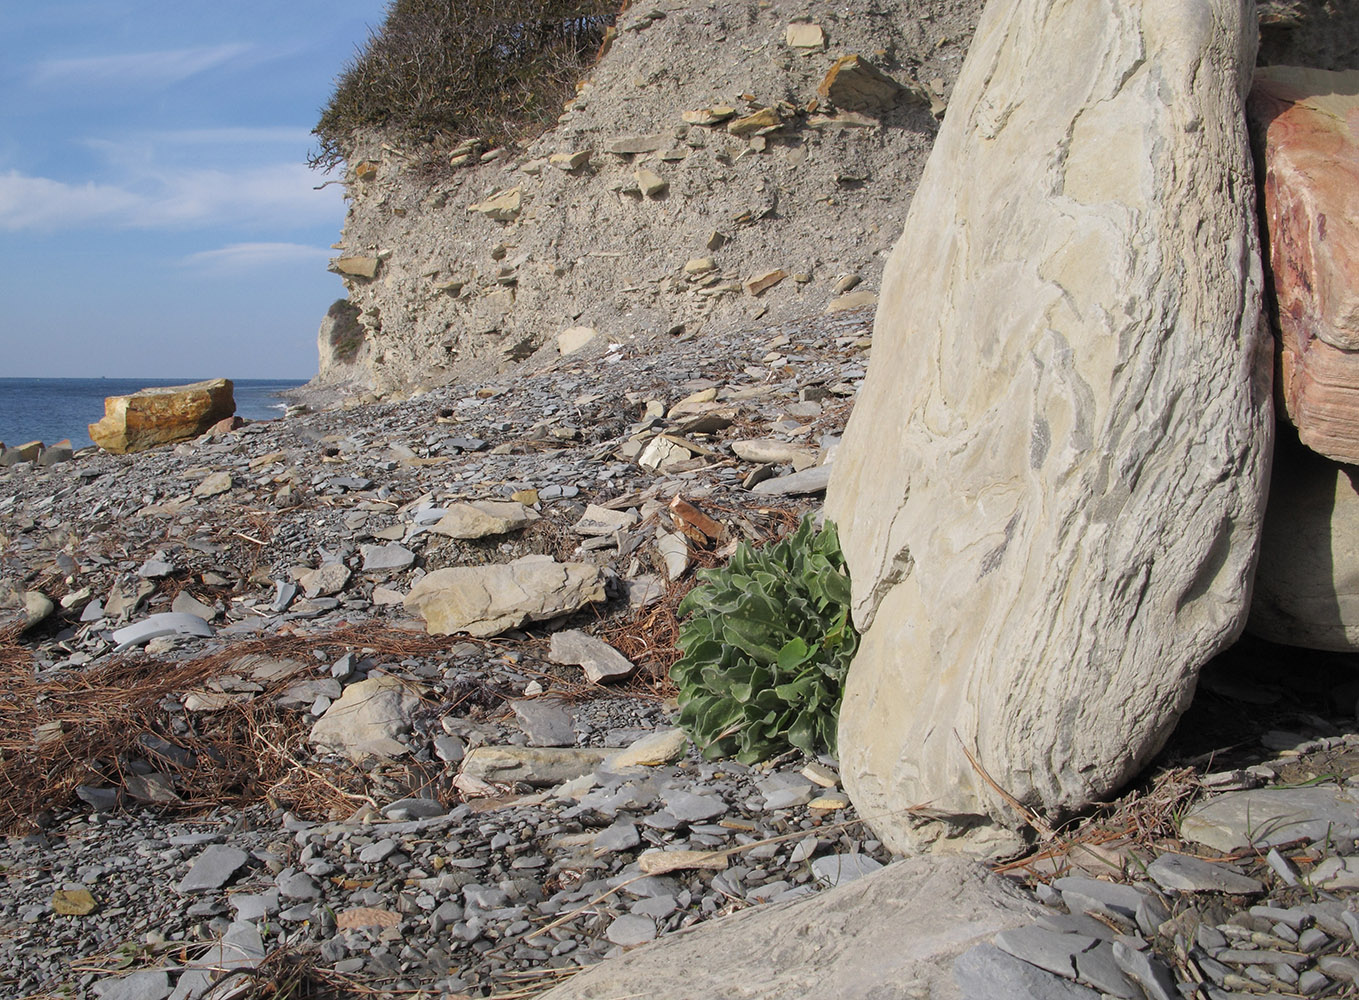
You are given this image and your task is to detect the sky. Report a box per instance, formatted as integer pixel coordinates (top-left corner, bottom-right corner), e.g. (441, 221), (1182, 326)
(0, 1), (386, 379)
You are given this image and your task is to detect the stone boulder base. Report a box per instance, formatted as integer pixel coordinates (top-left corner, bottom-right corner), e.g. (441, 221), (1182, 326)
(1248, 430), (1359, 650)
(1249, 67), (1359, 464)
(538, 856), (1041, 1000)
(826, 0), (1271, 851)
(89, 378), (235, 454)
(404, 555), (606, 638)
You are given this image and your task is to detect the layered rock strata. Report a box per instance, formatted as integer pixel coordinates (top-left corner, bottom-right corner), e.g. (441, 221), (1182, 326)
(827, 0), (1273, 851)
(311, 0), (981, 397)
(88, 379), (236, 455)
(1249, 66), (1359, 464)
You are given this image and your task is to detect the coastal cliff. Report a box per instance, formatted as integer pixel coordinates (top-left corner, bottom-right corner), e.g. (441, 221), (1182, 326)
(309, 0), (983, 399)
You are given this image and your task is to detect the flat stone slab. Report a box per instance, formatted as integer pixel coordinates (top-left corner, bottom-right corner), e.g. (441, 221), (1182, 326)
(751, 464), (831, 496)
(955, 944), (1101, 1000)
(308, 675), (420, 761)
(94, 970), (172, 1000)
(460, 746), (611, 786)
(175, 845), (249, 894)
(428, 500), (539, 539)
(537, 855), (1043, 1000)
(511, 698), (575, 747)
(606, 729), (689, 769)
(1180, 786), (1359, 853)
(548, 629), (636, 683)
(404, 556), (605, 637)
(111, 612), (214, 651)
(1145, 852), (1264, 895)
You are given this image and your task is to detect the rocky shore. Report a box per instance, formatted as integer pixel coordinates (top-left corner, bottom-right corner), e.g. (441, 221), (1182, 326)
(0, 310), (879, 997)
(3, 308), (1359, 999)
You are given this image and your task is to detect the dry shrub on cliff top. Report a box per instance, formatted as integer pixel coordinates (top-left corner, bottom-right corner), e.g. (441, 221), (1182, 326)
(312, 0), (622, 170)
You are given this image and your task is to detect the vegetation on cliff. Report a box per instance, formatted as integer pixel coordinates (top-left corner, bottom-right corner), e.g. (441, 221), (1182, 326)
(311, 0), (621, 170)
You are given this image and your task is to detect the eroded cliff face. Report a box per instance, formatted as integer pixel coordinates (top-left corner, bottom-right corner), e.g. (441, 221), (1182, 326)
(311, 0), (984, 398)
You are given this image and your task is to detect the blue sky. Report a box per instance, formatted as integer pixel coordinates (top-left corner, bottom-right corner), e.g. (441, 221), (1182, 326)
(0, 2), (385, 379)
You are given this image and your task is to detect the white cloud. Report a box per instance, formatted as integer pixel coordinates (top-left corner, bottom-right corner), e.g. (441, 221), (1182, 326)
(141, 126), (317, 147)
(184, 242), (332, 271)
(0, 163), (343, 232)
(30, 44), (253, 89)
(0, 171), (143, 229)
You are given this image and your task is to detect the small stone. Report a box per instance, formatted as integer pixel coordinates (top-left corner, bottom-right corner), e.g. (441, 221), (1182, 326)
(550, 150), (592, 171)
(731, 438), (818, 468)
(1145, 852), (1264, 894)
(469, 187), (522, 221)
(176, 845), (249, 894)
(634, 168), (668, 197)
(300, 562), (351, 598)
(405, 557), (605, 637)
(193, 471), (232, 497)
(94, 970), (172, 1000)
(728, 107), (781, 136)
(460, 746), (610, 786)
(661, 790), (727, 823)
(359, 839), (398, 864)
(606, 729), (688, 768)
(51, 888), (98, 915)
(21, 591), (54, 630)
(170, 591), (216, 621)
(994, 926), (1099, 982)
(549, 629), (637, 684)
(1054, 876), (1147, 922)
(827, 290), (878, 312)
(655, 529), (690, 580)
(559, 326), (598, 355)
(785, 23), (825, 49)
(574, 504), (639, 536)
(360, 543), (415, 572)
(309, 675), (420, 761)
(1112, 941), (1180, 1000)
(276, 872), (320, 901)
(429, 500), (539, 539)
(111, 612), (214, 651)
(332, 256), (379, 277)
(1180, 786), (1359, 853)
(955, 944), (1102, 1000)
(594, 820), (642, 855)
(606, 914), (656, 947)
(512, 698), (575, 747)
(810, 853), (883, 887)
(1319, 955), (1359, 983)
(138, 558), (176, 578)
(750, 464), (832, 496)
(744, 268), (788, 296)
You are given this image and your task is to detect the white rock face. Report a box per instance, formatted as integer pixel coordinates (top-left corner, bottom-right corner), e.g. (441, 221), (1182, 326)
(826, 0), (1272, 851)
(1248, 431), (1359, 651)
(537, 855), (1041, 1000)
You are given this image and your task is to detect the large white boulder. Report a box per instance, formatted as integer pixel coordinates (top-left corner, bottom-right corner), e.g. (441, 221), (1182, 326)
(826, 0), (1272, 852)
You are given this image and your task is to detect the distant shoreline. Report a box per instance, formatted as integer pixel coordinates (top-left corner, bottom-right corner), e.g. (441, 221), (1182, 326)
(0, 377), (306, 451)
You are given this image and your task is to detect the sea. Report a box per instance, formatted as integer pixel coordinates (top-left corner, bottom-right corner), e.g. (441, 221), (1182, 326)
(0, 378), (306, 451)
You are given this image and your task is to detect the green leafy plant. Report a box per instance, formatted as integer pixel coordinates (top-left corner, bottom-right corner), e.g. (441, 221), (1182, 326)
(671, 516), (858, 765)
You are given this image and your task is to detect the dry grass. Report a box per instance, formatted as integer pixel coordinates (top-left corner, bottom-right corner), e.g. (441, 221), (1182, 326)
(0, 624), (457, 832)
(995, 765), (1204, 881)
(312, 0), (621, 171)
